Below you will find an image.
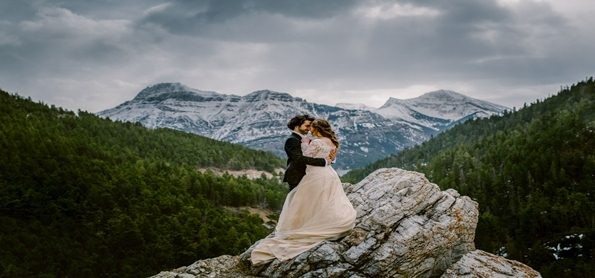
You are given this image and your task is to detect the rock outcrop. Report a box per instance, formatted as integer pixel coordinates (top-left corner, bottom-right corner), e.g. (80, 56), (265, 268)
(151, 168), (541, 277)
(442, 250), (541, 277)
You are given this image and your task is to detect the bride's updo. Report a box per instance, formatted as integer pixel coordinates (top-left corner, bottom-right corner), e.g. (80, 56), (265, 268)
(311, 119), (340, 148)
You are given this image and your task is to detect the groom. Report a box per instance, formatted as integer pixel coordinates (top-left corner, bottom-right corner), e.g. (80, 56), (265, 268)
(283, 115), (335, 191)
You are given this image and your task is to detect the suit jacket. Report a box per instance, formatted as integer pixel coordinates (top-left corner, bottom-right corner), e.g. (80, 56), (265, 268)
(283, 133), (326, 190)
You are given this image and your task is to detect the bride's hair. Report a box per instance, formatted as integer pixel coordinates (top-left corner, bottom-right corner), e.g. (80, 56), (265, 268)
(311, 119), (340, 148)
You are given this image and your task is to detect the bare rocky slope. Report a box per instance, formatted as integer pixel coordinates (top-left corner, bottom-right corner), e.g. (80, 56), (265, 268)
(151, 168), (540, 278)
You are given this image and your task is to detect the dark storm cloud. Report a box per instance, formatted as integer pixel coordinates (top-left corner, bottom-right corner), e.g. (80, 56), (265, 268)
(141, 0), (358, 25)
(0, 1), (39, 21)
(136, 0), (576, 84)
(0, 0), (593, 112)
(136, 0), (360, 41)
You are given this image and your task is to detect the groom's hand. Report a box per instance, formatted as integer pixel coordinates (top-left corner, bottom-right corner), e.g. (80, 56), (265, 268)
(301, 137), (312, 144)
(328, 149), (337, 163)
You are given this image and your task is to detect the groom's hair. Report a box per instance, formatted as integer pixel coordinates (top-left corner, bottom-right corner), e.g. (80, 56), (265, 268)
(287, 114), (315, 130)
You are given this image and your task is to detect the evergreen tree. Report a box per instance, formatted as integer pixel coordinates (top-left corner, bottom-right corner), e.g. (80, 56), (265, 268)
(0, 90), (288, 277)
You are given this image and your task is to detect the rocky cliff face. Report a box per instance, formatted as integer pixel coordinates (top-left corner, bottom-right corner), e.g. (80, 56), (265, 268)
(151, 168), (541, 278)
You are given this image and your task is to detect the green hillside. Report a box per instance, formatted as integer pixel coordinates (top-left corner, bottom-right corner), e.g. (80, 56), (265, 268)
(0, 90), (287, 277)
(343, 78), (594, 276)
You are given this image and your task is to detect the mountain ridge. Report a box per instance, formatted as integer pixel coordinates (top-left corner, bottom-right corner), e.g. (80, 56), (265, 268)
(134, 82), (222, 100)
(376, 89), (508, 129)
(98, 83), (507, 169)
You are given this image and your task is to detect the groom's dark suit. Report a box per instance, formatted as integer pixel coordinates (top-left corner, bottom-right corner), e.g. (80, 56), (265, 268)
(283, 132), (326, 191)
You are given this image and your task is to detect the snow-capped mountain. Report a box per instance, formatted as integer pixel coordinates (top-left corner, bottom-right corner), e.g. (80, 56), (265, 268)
(335, 103), (374, 111)
(98, 83), (507, 170)
(375, 90), (508, 130)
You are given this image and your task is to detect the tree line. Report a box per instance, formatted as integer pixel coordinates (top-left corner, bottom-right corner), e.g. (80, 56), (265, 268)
(0, 90), (287, 277)
(343, 78), (594, 277)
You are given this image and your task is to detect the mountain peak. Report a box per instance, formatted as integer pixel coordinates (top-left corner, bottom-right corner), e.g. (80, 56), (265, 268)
(243, 90), (298, 102)
(382, 90), (468, 107)
(134, 82), (219, 100)
(420, 89), (468, 100)
(381, 97), (405, 107)
(377, 89), (507, 124)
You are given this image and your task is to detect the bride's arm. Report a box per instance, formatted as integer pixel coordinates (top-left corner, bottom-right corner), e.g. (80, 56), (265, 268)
(285, 137), (326, 167)
(306, 138), (337, 164)
(303, 139), (324, 157)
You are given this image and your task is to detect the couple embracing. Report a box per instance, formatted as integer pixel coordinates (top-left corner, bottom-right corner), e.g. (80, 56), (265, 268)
(250, 115), (357, 265)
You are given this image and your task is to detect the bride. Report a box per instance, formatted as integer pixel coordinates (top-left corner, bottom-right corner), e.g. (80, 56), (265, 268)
(250, 119), (357, 265)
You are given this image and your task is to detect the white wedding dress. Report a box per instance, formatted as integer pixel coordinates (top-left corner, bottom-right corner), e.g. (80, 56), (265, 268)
(250, 139), (357, 265)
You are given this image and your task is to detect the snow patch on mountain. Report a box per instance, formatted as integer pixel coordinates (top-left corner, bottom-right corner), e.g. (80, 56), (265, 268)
(336, 103), (374, 111)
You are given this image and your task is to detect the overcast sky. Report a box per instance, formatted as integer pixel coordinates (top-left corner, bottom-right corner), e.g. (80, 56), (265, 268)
(1, 0), (594, 112)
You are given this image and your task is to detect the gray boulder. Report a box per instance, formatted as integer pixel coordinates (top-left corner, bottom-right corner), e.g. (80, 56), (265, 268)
(441, 250), (542, 278)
